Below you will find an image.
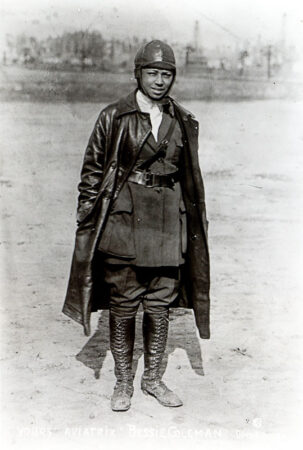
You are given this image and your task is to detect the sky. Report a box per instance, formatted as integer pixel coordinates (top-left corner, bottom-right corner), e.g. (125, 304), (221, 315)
(1, 0), (303, 50)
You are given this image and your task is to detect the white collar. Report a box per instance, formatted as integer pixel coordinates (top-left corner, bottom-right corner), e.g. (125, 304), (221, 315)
(136, 90), (163, 141)
(136, 90), (162, 114)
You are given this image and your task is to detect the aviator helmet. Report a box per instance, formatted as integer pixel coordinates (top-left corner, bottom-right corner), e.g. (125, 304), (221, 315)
(134, 40), (176, 78)
(134, 40), (176, 98)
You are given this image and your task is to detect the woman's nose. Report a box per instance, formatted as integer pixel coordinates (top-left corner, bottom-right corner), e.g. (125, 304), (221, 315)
(155, 74), (164, 85)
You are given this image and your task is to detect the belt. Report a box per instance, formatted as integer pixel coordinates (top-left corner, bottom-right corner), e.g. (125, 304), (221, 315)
(127, 169), (180, 188)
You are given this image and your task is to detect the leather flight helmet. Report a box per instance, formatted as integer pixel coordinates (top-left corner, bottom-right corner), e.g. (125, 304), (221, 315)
(134, 40), (176, 79)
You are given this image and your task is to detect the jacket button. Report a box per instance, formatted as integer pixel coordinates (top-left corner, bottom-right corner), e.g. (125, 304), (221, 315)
(191, 234), (198, 241)
(110, 161), (117, 169)
(192, 202), (196, 207)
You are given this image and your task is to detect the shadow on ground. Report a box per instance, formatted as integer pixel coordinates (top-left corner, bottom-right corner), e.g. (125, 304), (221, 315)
(76, 308), (204, 380)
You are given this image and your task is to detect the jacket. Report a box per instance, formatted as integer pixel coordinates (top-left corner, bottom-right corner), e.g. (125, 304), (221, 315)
(62, 89), (210, 339)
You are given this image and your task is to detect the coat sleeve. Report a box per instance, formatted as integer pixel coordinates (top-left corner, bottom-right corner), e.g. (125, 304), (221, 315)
(76, 110), (108, 224)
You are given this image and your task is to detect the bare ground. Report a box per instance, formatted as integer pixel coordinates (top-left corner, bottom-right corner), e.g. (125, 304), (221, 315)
(0, 99), (303, 450)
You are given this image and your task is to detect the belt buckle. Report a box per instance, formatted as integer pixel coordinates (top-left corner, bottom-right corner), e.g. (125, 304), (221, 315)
(144, 171), (154, 187)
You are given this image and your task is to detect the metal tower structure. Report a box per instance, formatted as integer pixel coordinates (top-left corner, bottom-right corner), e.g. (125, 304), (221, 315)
(194, 20), (201, 53)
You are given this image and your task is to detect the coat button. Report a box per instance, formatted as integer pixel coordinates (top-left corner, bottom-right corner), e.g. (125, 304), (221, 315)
(110, 161), (117, 169)
(191, 234), (198, 241)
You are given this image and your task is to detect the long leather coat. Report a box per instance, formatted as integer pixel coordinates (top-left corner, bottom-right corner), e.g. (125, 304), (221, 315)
(63, 90), (210, 339)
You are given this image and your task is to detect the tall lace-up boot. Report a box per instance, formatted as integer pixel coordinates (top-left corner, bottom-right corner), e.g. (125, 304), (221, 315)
(109, 312), (135, 411)
(141, 310), (183, 407)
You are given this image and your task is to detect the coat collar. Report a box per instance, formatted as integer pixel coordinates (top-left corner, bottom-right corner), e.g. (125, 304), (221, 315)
(115, 89), (195, 122)
(115, 89), (138, 117)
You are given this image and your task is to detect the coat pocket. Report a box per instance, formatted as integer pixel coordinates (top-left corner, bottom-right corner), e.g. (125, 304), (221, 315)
(97, 183), (136, 258)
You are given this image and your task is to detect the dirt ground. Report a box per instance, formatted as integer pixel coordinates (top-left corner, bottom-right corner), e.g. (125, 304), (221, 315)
(0, 98), (302, 450)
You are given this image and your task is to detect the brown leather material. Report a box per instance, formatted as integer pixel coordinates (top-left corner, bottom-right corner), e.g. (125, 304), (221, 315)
(134, 40), (176, 74)
(141, 311), (183, 407)
(127, 169), (179, 188)
(109, 313), (135, 411)
(63, 89), (210, 339)
(142, 311), (169, 382)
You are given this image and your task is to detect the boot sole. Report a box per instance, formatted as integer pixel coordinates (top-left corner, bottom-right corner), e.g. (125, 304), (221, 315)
(111, 398), (132, 412)
(111, 405), (131, 412)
